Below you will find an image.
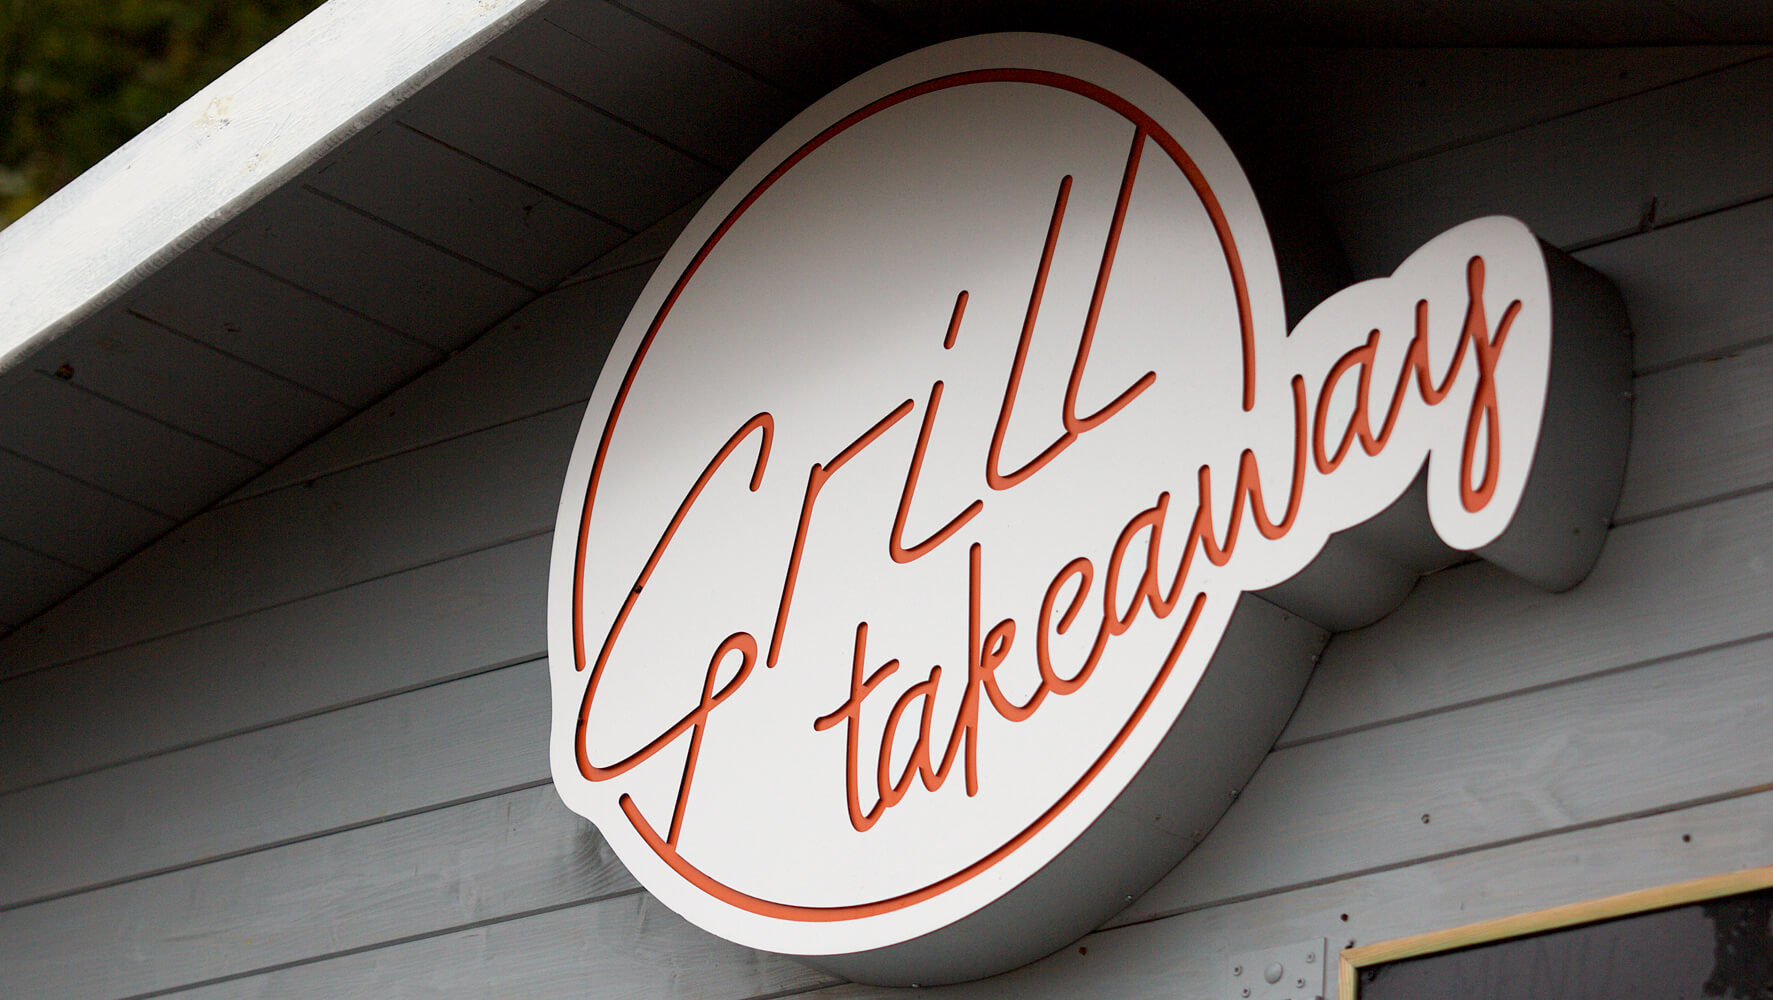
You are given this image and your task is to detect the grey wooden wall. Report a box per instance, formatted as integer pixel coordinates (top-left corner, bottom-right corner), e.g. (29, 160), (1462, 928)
(3, 43), (1771, 1000)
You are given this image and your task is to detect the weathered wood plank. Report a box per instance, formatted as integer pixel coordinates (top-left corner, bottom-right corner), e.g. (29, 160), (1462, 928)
(0, 372), (260, 519)
(0, 405), (576, 678)
(396, 54), (724, 232)
(504, 1), (800, 169)
(1576, 195), (1773, 371)
(0, 534), (548, 792)
(807, 788), (1773, 1000)
(161, 891), (838, 1000)
(0, 661), (549, 907)
(1326, 55), (1773, 278)
(228, 266), (644, 502)
(216, 185), (535, 347)
(45, 310), (350, 464)
(0, 538), (90, 626)
(0, 449), (174, 574)
(1616, 340), (1773, 521)
(307, 122), (629, 291)
(1280, 488), (1773, 745)
(126, 249), (443, 409)
(0, 784), (637, 1000)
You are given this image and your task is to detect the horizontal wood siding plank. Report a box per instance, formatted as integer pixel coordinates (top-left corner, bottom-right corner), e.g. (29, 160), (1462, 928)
(0, 372), (260, 518)
(1576, 195), (1773, 371)
(0, 405), (576, 677)
(1616, 340), (1773, 521)
(161, 892), (837, 1000)
(0, 538), (90, 625)
(1280, 488), (1773, 745)
(0, 449), (174, 573)
(1326, 56), (1773, 278)
(1116, 631), (1773, 920)
(307, 122), (628, 291)
(216, 186), (535, 348)
(127, 249), (444, 409)
(505, 2), (800, 168)
(809, 788), (1773, 1000)
(47, 310), (350, 464)
(397, 56), (723, 231)
(0, 534), (548, 792)
(0, 784), (637, 1000)
(0, 662), (549, 907)
(229, 266), (646, 501)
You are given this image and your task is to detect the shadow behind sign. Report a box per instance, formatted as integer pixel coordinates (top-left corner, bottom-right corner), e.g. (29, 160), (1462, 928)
(1358, 887), (1773, 1000)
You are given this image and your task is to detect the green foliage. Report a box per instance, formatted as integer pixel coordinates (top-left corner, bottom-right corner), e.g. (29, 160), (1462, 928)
(1, 0), (325, 226)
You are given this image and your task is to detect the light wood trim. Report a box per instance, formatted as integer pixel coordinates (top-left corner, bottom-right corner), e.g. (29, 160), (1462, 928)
(1338, 863), (1773, 999)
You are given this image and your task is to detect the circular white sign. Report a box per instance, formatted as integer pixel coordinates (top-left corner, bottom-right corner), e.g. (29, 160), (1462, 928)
(549, 33), (1554, 981)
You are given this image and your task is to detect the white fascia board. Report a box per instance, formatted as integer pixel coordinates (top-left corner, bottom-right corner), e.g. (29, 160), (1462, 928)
(0, 0), (551, 377)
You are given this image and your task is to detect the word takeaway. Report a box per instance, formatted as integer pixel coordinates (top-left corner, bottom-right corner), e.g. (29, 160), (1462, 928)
(547, 33), (1630, 986)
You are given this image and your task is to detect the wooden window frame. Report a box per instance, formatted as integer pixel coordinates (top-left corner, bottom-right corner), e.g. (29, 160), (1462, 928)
(1338, 863), (1773, 999)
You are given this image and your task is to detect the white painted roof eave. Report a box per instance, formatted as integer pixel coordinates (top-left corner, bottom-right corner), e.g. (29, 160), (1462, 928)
(0, 0), (549, 378)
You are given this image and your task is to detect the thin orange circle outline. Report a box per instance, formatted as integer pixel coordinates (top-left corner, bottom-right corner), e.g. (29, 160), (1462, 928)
(571, 67), (1255, 922)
